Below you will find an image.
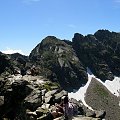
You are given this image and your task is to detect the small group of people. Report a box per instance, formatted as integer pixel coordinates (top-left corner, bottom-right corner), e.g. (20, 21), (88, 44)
(45, 95), (78, 120)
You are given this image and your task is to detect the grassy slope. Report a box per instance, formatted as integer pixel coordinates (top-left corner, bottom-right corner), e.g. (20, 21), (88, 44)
(85, 78), (120, 120)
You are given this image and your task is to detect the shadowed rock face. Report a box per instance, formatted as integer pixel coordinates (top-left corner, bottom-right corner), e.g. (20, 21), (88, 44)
(72, 30), (120, 81)
(29, 36), (88, 91)
(0, 52), (12, 75)
(0, 52), (32, 78)
(73, 33), (112, 81)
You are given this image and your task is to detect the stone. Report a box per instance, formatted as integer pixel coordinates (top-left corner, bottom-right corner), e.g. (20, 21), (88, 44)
(73, 116), (100, 120)
(0, 96), (4, 117)
(0, 96), (4, 106)
(45, 96), (52, 103)
(85, 109), (96, 117)
(55, 90), (68, 100)
(95, 110), (106, 118)
(37, 115), (47, 120)
(45, 89), (58, 97)
(41, 103), (50, 109)
(36, 106), (49, 117)
(26, 111), (37, 117)
(24, 89), (42, 111)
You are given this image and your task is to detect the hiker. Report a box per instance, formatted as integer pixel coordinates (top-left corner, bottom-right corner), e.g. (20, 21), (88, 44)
(69, 101), (78, 116)
(54, 95), (74, 120)
(62, 95), (74, 120)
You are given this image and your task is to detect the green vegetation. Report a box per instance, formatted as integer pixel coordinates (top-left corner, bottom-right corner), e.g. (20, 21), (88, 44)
(43, 81), (60, 91)
(94, 84), (109, 98)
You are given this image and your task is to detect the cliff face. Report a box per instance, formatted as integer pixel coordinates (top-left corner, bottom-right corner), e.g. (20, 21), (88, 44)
(72, 30), (120, 81)
(29, 36), (87, 91)
(94, 30), (120, 76)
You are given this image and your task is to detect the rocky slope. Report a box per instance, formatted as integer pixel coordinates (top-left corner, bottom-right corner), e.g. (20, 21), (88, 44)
(85, 78), (120, 120)
(0, 74), (106, 120)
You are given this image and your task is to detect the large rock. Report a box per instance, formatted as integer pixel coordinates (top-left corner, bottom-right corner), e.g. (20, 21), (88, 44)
(0, 77), (6, 95)
(0, 96), (4, 116)
(0, 96), (4, 106)
(55, 90), (68, 101)
(24, 89), (42, 111)
(0, 52), (13, 76)
(45, 89), (58, 97)
(11, 79), (32, 99)
(0, 79), (32, 119)
(85, 109), (95, 117)
(95, 110), (106, 118)
(73, 116), (100, 120)
(36, 105), (49, 117)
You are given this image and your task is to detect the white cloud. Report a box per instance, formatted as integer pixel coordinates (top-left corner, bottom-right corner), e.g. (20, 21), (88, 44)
(2, 48), (25, 55)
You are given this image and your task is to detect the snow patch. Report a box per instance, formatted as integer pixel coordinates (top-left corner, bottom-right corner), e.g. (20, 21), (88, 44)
(104, 77), (120, 97)
(68, 67), (120, 110)
(68, 68), (94, 110)
(90, 75), (120, 97)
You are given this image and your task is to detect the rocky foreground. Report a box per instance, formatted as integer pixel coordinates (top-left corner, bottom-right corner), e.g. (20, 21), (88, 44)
(0, 74), (106, 120)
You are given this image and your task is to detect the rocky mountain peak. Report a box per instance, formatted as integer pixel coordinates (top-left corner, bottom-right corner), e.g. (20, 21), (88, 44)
(73, 33), (84, 40)
(29, 36), (88, 91)
(40, 36), (60, 47)
(0, 30), (120, 120)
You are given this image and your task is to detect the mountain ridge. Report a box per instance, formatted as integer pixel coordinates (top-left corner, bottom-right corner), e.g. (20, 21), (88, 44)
(1, 29), (120, 89)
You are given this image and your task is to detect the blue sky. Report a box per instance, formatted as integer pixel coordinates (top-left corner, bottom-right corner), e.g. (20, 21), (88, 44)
(0, 0), (120, 55)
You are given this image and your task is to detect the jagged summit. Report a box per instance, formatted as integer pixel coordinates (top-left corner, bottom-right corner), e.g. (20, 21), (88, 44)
(1, 29), (120, 83)
(29, 35), (87, 91)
